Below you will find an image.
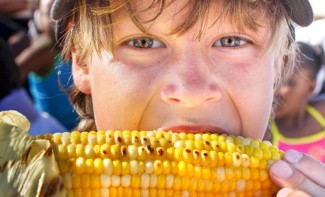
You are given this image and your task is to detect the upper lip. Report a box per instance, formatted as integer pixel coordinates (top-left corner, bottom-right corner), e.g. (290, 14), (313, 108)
(163, 125), (227, 134)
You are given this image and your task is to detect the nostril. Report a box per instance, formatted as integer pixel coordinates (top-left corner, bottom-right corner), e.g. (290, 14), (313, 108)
(168, 98), (181, 103)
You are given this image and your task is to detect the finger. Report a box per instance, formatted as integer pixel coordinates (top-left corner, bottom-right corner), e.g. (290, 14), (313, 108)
(277, 187), (312, 197)
(269, 160), (325, 196)
(284, 149), (325, 187)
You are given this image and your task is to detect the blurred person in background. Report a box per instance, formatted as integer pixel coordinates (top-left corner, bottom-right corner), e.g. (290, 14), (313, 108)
(0, 37), (66, 135)
(269, 41), (325, 163)
(296, 18), (325, 94)
(16, 0), (79, 130)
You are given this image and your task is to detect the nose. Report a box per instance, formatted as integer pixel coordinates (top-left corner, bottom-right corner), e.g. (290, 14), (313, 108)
(161, 52), (222, 108)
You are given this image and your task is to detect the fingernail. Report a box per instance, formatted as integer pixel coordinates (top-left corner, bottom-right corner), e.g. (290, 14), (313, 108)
(285, 149), (303, 164)
(271, 160), (293, 179)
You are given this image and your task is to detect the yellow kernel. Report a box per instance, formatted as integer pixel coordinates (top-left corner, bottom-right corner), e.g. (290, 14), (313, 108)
(100, 144), (110, 158)
(201, 150), (210, 166)
(97, 131), (106, 145)
(178, 161), (187, 176)
(202, 166), (211, 179)
(121, 161), (130, 175)
(242, 167), (251, 180)
(85, 145), (95, 158)
(94, 158), (103, 174)
(53, 133), (62, 144)
(71, 173), (81, 188)
(58, 144), (68, 159)
(163, 160), (171, 174)
(110, 144), (120, 159)
(157, 175), (166, 189)
(71, 131), (80, 144)
(253, 148), (263, 160)
(173, 176), (181, 190)
(112, 160), (121, 175)
(81, 174), (90, 188)
(131, 175), (141, 188)
(85, 159), (94, 174)
(153, 160), (163, 175)
(75, 144), (84, 157)
(75, 157), (86, 174)
(80, 132), (88, 144)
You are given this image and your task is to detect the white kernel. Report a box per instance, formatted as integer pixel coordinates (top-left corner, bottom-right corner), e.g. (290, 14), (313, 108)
(174, 141), (185, 148)
(165, 174), (174, 189)
(263, 140), (272, 146)
(194, 133), (202, 140)
(130, 160), (139, 175)
(242, 138), (251, 146)
(111, 175), (120, 187)
(216, 167), (225, 182)
(182, 191), (189, 197)
(61, 132), (71, 145)
(226, 136), (234, 143)
(236, 179), (246, 192)
(241, 154), (250, 167)
(141, 173), (150, 188)
(103, 158), (113, 175)
(100, 188), (109, 196)
(128, 145), (138, 159)
(149, 174), (157, 188)
(141, 189), (149, 197)
(88, 134), (97, 145)
(121, 175), (131, 187)
(63, 173), (72, 189)
(145, 161), (154, 174)
(85, 145), (94, 157)
(100, 174), (111, 187)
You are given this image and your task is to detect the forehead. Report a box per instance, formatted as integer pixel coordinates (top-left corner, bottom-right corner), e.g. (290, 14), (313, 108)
(111, 0), (270, 36)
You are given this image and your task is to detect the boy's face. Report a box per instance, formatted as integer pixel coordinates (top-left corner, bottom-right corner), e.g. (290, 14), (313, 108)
(275, 67), (315, 118)
(73, 0), (276, 139)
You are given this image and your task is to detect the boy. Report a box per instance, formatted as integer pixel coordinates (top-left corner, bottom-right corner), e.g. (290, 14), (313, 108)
(51, 0), (325, 196)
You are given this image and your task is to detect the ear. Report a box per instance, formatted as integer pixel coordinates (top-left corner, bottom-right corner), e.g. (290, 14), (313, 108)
(71, 51), (91, 94)
(309, 79), (317, 94)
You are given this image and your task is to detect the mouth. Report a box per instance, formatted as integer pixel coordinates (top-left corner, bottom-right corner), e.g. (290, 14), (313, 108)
(163, 125), (227, 135)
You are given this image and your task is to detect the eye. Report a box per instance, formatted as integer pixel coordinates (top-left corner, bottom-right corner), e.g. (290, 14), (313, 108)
(213, 36), (248, 47)
(126, 37), (165, 49)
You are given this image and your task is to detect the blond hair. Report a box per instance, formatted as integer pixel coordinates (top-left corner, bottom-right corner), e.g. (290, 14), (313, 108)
(61, 0), (296, 127)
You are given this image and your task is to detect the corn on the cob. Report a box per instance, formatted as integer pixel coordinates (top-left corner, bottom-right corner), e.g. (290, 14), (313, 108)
(0, 111), (283, 197)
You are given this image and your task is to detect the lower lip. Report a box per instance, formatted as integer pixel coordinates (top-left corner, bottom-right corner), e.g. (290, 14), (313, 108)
(163, 125), (223, 134)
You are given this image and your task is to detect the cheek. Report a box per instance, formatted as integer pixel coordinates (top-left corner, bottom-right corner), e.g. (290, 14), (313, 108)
(228, 58), (275, 138)
(87, 54), (161, 130)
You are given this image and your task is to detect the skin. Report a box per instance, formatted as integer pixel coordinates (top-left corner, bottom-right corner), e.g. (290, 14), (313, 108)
(73, 0), (275, 140)
(71, 0), (325, 196)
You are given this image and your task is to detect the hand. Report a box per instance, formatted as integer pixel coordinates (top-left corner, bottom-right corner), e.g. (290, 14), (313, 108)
(269, 149), (325, 197)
